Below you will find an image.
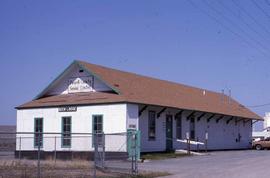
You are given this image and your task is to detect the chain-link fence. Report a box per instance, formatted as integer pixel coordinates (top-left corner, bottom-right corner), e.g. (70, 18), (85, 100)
(92, 130), (140, 177)
(0, 131), (140, 178)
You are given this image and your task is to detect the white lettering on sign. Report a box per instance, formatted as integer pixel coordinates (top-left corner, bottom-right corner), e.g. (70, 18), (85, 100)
(58, 106), (77, 112)
(68, 76), (93, 93)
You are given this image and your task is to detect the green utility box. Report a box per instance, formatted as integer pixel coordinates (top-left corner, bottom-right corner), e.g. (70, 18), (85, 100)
(127, 129), (141, 160)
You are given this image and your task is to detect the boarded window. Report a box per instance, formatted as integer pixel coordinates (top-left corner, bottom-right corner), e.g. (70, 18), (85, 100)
(176, 114), (182, 139)
(62, 117), (72, 147)
(148, 111), (156, 140)
(190, 116), (195, 140)
(34, 118), (43, 147)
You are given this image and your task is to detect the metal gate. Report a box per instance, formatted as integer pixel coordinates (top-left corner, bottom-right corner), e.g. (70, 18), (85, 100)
(94, 132), (105, 170)
(93, 130), (140, 177)
(127, 129), (140, 174)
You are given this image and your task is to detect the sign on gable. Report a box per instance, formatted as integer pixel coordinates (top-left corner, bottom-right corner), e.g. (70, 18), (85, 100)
(68, 76), (94, 93)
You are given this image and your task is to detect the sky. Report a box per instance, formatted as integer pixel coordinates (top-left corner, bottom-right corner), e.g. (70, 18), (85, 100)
(0, 0), (270, 130)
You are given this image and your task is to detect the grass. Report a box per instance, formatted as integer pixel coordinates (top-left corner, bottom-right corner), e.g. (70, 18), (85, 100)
(141, 152), (190, 160)
(0, 159), (170, 178)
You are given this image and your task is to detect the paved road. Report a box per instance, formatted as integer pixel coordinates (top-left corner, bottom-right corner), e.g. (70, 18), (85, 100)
(139, 150), (270, 178)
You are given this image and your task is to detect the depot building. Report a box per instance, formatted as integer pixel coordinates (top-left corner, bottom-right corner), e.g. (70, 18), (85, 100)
(16, 60), (262, 158)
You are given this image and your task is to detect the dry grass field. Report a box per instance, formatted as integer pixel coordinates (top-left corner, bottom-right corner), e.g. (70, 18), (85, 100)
(0, 159), (119, 178)
(0, 159), (169, 178)
(0, 126), (16, 152)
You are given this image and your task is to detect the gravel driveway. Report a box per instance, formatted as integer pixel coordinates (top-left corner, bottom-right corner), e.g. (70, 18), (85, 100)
(139, 150), (270, 178)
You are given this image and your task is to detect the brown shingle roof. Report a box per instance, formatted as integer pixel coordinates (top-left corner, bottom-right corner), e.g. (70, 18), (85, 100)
(17, 60), (262, 120)
(18, 92), (126, 108)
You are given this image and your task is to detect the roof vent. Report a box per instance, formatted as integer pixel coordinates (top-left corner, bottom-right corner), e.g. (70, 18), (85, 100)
(114, 84), (119, 87)
(79, 69), (84, 73)
(203, 90), (206, 96)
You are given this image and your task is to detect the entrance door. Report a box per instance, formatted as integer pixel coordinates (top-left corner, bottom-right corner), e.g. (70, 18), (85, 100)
(166, 115), (173, 151)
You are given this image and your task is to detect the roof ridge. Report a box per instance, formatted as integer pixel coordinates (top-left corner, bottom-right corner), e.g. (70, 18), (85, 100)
(77, 59), (225, 97)
(17, 59), (261, 120)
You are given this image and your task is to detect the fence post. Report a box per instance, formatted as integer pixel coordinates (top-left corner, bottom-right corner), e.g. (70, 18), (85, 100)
(19, 136), (21, 161)
(186, 132), (190, 155)
(54, 136), (57, 164)
(129, 131), (138, 175)
(102, 132), (105, 168)
(37, 133), (41, 178)
(188, 139), (191, 155)
(196, 137), (199, 152)
(134, 133), (138, 175)
(205, 132), (208, 153)
(93, 133), (97, 178)
(131, 132), (134, 174)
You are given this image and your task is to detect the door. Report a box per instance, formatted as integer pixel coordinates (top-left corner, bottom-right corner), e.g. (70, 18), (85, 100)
(166, 115), (173, 151)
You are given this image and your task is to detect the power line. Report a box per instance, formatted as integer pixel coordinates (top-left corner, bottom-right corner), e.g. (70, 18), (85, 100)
(251, 0), (270, 20)
(187, 0), (269, 58)
(203, 0), (270, 54)
(246, 103), (270, 108)
(217, 0), (269, 43)
(231, 0), (270, 37)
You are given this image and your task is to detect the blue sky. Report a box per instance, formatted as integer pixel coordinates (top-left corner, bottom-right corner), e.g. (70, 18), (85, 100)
(1, 0), (270, 130)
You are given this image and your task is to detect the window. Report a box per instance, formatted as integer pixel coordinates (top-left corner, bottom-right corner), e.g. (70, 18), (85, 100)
(148, 111), (156, 140)
(34, 118), (43, 147)
(92, 115), (103, 147)
(176, 114), (182, 139)
(93, 115), (103, 133)
(190, 116), (195, 140)
(62, 117), (71, 147)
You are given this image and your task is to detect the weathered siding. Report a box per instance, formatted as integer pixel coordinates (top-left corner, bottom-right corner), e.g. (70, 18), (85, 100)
(16, 104), (127, 152)
(139, 106), (167, 152)
(17, 102), (252, 153)
(139, 106), (252, 152)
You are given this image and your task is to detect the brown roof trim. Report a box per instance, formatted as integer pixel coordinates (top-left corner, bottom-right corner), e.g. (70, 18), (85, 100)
(130, 102), (263, 120)
(16, 101), (128, 110)
(16, 100), (263, 121)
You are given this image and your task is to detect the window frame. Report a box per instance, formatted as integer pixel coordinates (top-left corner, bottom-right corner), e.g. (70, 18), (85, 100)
(92, 115), (103, 134)
(175, 114), (182, 140)
(61, 116), (72, 148)
(92, 114), (104, 147)
(148, 111), (156, 141)
(190, 116), (195, 140)
(34, 117), (43, 148)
